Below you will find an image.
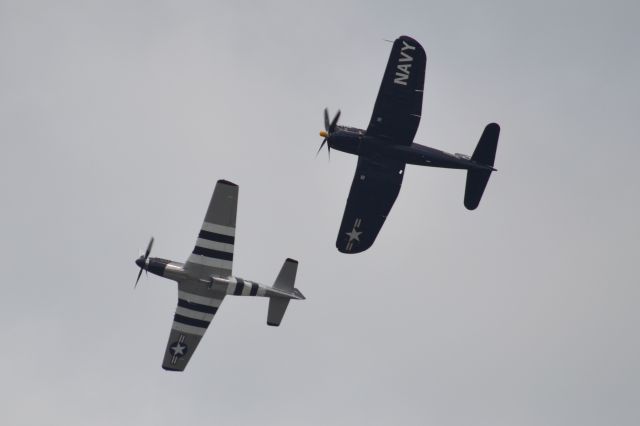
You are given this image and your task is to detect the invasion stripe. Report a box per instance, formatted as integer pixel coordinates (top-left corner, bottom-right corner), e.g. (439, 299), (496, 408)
(241, 282), (252, 296)
(201, 222), (235, 236)
(174, 314), (210, 329)
(175, 306), (215, 322)
(198, 230), (235, 245)
(187, 256), (232, 270)
(195, 238), (233, 253)
(177, 291), (223, 307)
(250, 283), (259, 296)
(234, 278), (244, 295)
(193, 246), (233, 261)
(178, 298), (219, 314)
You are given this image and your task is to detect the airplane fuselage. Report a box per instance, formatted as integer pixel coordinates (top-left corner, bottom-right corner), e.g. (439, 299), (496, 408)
(135, 257), (304, 299)
(328, 127), (494, 171)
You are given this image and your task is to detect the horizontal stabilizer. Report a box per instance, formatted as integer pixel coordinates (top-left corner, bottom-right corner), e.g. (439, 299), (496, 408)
(273, 258), (298, 292)
(267, 259), (300, 326)
(464, 170), (491, 210)
(267, 298), (291, 327)
(471, 123), (500, 167)
(465, 123), (500, 210)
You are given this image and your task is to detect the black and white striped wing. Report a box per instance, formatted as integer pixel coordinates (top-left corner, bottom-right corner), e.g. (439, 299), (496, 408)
(162, 281), (225, 371)
(184, 180), (238, 279)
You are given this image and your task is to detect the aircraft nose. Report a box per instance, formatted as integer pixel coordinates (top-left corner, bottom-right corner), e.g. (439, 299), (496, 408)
(135, 257), (145, 268)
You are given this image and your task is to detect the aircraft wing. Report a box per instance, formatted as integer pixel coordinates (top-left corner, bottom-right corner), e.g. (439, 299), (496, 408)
(162, 280), (225, 371)
(366, 35), (426, 145)
(184, 180), (238, 279)
(336, 157), (405, 253)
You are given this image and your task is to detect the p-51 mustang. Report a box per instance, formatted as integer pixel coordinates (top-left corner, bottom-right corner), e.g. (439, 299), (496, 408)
(134, 179), (304, 371)
(318, 35), (501, 254)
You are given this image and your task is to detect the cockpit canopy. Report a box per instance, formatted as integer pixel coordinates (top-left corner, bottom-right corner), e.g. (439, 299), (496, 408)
(336, 125), (365, 135)
(454, 153), (470, 160)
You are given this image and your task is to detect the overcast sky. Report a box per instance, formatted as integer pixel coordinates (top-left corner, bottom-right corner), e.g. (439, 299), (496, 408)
(1, 1), (639, 425)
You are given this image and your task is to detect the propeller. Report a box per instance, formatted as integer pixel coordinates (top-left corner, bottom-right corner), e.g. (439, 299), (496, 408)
(317, 108), (341, 159)
(135, 237), (154, 288)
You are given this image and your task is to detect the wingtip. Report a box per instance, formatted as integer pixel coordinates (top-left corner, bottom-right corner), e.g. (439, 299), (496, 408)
(336, 245), (369, 255)
(396, 35), (423, 48)
(162, 365), (184, 372)
(464, 199), (481, 210)
(217, 179), (238, 187)
(397, 34), (418, 41)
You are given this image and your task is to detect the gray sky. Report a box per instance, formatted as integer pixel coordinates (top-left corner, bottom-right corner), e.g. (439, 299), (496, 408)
(1, 1), (639, 425)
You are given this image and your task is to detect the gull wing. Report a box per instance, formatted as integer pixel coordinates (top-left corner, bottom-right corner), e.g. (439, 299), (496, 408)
(336, 157), (405, 254)
(184, 180), (238, 279)
(366, 35), (426, 145)
(162, 280), (225, 371)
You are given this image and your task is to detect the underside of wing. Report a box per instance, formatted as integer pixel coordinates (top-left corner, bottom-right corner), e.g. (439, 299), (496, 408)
(162, 280), (225, 371)
(184, 180), (238, 279)
(336, 157), (405, 254)
(366, 35), (426, 145)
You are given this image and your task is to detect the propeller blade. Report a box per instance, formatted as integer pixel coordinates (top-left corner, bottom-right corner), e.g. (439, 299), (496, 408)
(144, 237), (154, 259)
(135, 236), (154, 289)
(329, 110), (341, 133)
(316, 139), (327, 157)
(135, 267), (143, 288)
(324, 108), (330, 131)
(318, 108), (339, 160)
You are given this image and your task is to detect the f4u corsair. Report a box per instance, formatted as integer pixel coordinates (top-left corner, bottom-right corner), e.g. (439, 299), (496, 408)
(134, 180), (304, 371)
(318, 35), (500, 254)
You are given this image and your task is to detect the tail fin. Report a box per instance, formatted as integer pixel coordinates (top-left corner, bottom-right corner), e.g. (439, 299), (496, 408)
(267, 259), (300, 326)
(464, 123), (500, 210)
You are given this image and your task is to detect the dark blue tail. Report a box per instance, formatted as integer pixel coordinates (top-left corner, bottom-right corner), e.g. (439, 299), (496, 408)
(464, 123), (500, 210)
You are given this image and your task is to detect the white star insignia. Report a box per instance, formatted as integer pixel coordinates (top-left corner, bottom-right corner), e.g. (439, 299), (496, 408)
(346, 228), (362, 242)
(171, 343), (186, 356)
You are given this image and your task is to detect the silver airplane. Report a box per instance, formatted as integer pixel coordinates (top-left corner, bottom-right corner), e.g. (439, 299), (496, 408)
(134, 179), (304, 371)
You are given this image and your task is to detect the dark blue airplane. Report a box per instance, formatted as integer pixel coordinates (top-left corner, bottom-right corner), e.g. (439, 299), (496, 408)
(318, 35), (500, 254)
